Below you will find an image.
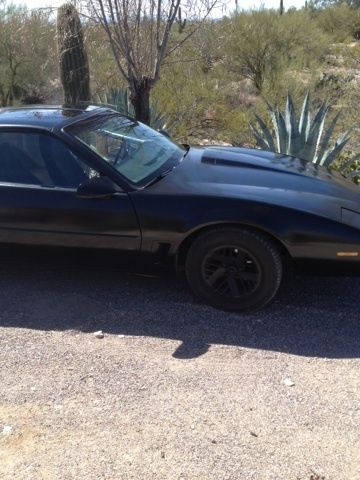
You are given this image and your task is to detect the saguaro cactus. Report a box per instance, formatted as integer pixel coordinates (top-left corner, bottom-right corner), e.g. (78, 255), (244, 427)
(57, 3), (90, 108)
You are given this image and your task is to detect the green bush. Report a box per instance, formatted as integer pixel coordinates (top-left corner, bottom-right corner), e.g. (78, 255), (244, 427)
(223, 9), (328, 93)
(314, 3), (360, 41)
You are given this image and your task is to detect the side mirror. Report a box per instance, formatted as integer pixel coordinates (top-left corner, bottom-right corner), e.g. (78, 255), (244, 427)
(77, 176), (121, 199)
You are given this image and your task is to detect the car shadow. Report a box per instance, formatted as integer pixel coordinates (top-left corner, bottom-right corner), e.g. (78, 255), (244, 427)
(0, 246), (359, 360)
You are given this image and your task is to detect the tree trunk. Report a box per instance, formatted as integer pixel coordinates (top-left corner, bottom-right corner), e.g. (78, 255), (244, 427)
(280, 0), (284, 15)
(0, 86), (5, 107)
(130, 79), (151, 125)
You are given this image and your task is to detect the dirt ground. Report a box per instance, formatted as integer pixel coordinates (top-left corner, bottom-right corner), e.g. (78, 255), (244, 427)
(0, 250), (359, 480)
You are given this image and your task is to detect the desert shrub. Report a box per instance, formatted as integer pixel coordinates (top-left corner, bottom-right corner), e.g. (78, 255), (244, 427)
(0, 3), (57, 106)
(314, 3), (360, 41)
(222, 9), (328, 94)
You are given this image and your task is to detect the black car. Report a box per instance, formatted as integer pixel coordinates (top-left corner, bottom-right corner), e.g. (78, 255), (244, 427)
(1, 105), (360, 312)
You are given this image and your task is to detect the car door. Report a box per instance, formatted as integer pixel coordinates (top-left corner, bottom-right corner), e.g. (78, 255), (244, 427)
(0, 129), (141, 250)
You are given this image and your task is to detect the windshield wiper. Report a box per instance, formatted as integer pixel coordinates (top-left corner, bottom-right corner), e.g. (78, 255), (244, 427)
(146, 167), (176, 187)
(146, 149), (189, 187)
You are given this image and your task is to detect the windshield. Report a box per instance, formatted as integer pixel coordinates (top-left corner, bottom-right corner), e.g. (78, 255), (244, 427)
(67, 113), (185, 186)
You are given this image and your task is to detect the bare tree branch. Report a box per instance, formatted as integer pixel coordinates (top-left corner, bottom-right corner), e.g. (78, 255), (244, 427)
(83, 0), (220, 122)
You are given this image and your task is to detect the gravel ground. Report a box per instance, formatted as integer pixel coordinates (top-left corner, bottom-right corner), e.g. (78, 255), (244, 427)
(0, 249), (359, 480)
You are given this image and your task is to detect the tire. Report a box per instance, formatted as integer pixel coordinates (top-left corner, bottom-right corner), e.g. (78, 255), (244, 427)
(185, 228), (283, 312)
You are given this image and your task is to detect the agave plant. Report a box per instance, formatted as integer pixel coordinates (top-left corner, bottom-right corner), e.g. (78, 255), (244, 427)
(96, 88), (134, 117)
(250, 93), (351, 167)
(94, 88), (170, 132)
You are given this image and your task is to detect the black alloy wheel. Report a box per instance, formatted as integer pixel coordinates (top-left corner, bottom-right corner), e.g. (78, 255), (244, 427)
(185, 228), (283, 312)
(202, 245), (261, 298)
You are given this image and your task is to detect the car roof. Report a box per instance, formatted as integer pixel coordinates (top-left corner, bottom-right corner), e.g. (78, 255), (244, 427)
(0, 105), (112, 129)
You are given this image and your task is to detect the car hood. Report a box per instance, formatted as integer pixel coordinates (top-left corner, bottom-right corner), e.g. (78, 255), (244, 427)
(152, 146), (360, 219)
(196, 146), (358, 193)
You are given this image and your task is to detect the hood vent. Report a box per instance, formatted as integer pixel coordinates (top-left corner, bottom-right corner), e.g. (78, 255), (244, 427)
(201, 155), (287, 174)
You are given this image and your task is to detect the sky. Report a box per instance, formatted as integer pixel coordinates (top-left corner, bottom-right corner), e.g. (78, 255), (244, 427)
(21, 0), (306, 12)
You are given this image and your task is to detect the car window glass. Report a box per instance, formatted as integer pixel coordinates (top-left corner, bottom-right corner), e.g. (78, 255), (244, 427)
(0, 132), (96, 188)
(69, 115), (185, 185)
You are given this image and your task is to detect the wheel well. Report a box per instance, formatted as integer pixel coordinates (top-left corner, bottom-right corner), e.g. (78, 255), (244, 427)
(176, 223), (291, 269)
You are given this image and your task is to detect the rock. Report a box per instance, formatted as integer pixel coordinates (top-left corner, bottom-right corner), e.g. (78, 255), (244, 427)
(160, 451), (165, 458)
(94, 330), (104, 339)
(250, 431), (258, 437)
(2, 425), (13, 435)
(283, 377), (295, 387)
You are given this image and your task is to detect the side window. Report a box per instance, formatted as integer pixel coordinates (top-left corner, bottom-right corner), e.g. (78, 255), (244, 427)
(0, 132), (95, 188)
